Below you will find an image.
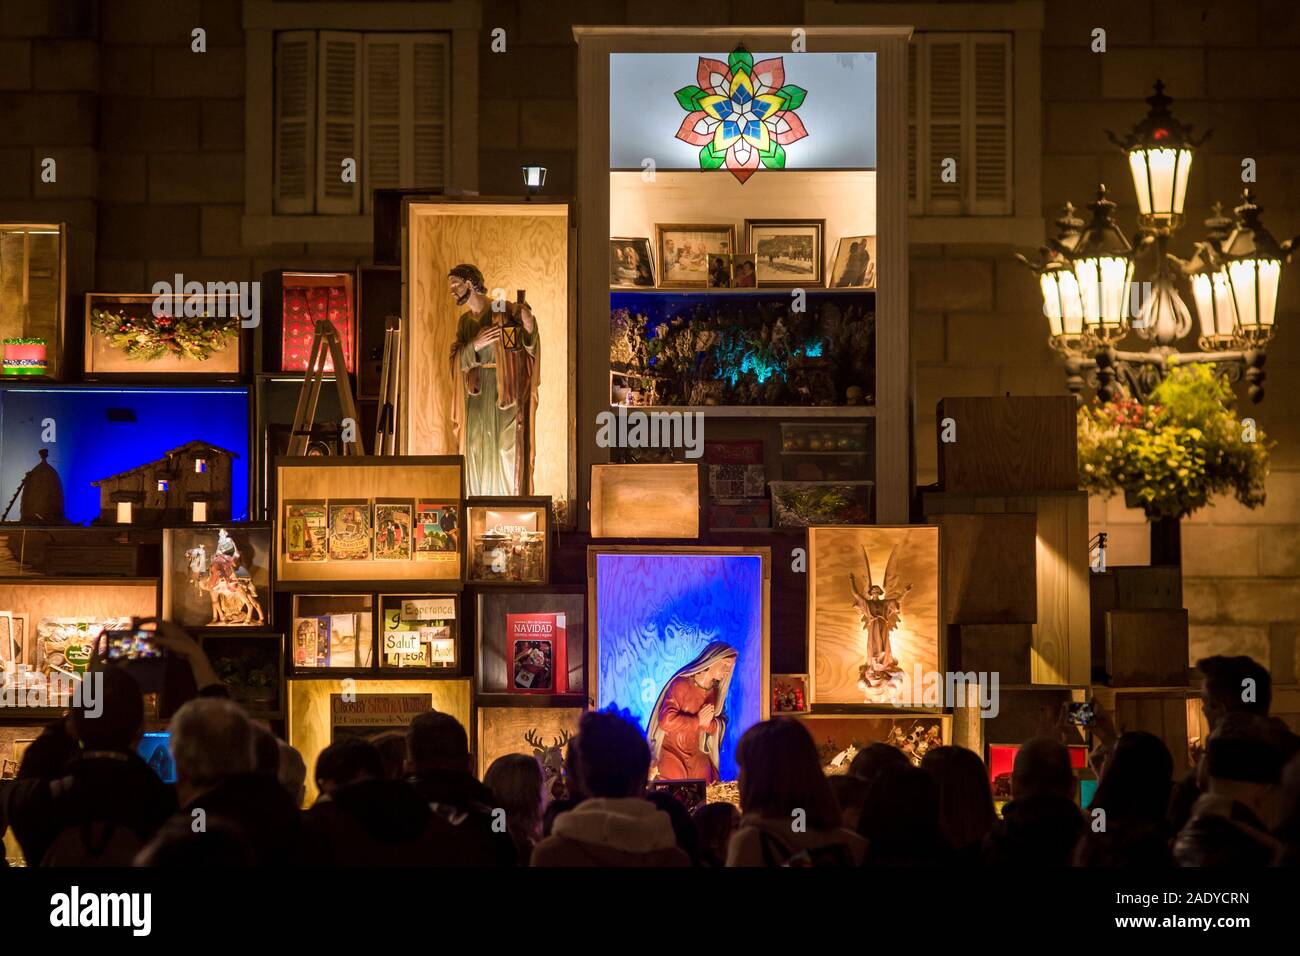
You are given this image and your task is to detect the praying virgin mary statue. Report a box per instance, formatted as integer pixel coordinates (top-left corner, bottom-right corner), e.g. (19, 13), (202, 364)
(447, 263), (540, 496)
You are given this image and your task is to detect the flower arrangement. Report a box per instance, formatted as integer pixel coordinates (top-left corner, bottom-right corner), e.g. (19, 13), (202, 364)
(91, 306), (239, 362)
(1077, 363), (1271, 521)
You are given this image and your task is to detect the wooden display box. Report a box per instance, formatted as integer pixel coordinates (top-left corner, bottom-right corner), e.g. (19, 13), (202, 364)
(924, 491), (1090, 686)
(84, 292), (247, 379)
(274, 456), (464, 590)
(1093, 686), (1195, 774)
(807, 525), (942, 709)
(0, 223), (66, 380)
(161, 524), (273, 630)
(466, 496), (551, 586)
(475, 588), (585, 700)
(378, 593), (462, 675)
(196, 631), (285, 719)
(936, 396), (1078, 494)
(796, 713), (952, 771)
(288, 676), (472, 804)
(589, 463), (702, 539)
(288, 593), (375, 674)
(931, 513), (1036, 624)
(981, 685), (1087, 754)
(1090, 566), (1182, 678)
(259, 270), (357, 374)
(476, 704), (585, 779)
(1105, 608), (1189, 687)
(955, 623), (1032, 684)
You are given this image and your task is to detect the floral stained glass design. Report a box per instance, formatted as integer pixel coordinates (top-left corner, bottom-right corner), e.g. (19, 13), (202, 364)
(673, 44), (809, 184)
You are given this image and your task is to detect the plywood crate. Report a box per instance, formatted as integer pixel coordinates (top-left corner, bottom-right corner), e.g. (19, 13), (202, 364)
(931, 513), (1036, 624)
(957, 623), (1033, 684)
(590, 463), (702, 539)
(936, 396), (1078, 494)
(1093, 687), (1194, 774)
(1105, 608), (1189, 687)
(1090, 566), (1182, 678)
(924, 491), (1089, 685)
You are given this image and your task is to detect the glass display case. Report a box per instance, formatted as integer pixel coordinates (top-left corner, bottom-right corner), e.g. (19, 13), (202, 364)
(466, 496), (550, 585)
(162, 524), (271, 629)
(0, 223), (66, 380)
(84, 292), (246, 379)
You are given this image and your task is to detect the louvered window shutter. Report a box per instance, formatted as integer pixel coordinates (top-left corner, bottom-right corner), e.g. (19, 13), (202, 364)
(363, 35), (402, 209)
(411, 36), (450, 194)
(274, 30), (317, 214)
(924, 36), (964, 216)
(907, 42), (920, 214)
(316, 31), (362, 215)
(968, 35), (1012, 215)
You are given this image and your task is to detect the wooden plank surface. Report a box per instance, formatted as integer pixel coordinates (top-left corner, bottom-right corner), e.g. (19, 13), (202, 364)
(937, 396), (1078, 494)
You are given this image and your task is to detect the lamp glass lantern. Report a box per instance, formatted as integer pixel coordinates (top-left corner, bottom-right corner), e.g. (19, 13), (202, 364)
(1071, 187), (1135, 338)
(1221, 190), (1286, 339)
(1108, 80), (1205, 231)
(521, 165), (547, 191)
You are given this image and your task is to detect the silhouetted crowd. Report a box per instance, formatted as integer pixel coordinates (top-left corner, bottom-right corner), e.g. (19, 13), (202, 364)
(3, 633), (1299, 867)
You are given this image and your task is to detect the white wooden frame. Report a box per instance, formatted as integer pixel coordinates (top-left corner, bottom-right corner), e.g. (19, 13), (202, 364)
(573, 25), (913, 523)
(242, 0), (479, 246)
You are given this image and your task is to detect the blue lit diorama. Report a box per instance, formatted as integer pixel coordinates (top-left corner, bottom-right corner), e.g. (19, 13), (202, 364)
(610, 289), (874, 406)
(0, 385), (251, 525)
(593, 549), (768, 782)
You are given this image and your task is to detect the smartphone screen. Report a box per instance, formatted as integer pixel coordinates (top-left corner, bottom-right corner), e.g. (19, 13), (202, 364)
(102, 629), (163, 662)
(137, 731), (176, 784)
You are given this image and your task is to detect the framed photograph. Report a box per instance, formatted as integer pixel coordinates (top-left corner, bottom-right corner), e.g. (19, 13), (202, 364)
(609, 237), (656, 288)
(771, 674), (810, 714)
(828, 236), (877, 289)
(655, 224), (735, 288)
(707, 253), (732, 289)
(589, 546), (770, 783)
(745, 219), (824, 287)
(163, 525), (272, 629)
(807, 525), (941, 708)
(730, 253), (757, 288)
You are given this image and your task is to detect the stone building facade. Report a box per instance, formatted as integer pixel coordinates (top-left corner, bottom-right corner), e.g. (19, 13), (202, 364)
(2, 0), (1297, 715)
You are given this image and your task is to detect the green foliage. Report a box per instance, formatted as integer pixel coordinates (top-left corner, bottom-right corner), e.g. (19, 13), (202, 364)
(1077, 364), (1271, 520)
(91, 307), (238, 362)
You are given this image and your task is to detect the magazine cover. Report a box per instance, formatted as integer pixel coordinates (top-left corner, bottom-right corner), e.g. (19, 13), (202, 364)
(328, 500), (373, 561)
(413, 500), (458, 562)
(507, 612), (567, 693)
(374, 498), (414, 561)
(285, 500), (328, 562)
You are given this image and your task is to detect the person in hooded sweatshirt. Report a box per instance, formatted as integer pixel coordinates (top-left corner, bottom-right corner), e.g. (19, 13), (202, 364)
(302, 737), (439, 865)
(407, 711), (517, 866)
(531, 710), (690, 867)
(168, 697), (302, 866)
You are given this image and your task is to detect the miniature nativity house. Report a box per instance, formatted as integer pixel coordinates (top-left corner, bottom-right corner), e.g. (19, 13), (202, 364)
(92, 441), (237, 525)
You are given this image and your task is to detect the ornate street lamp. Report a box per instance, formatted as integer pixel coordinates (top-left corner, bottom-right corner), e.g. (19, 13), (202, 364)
(1021, 81), (1298, 405)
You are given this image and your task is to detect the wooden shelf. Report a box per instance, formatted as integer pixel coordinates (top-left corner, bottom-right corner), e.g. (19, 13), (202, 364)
(609, 287), (875, 296)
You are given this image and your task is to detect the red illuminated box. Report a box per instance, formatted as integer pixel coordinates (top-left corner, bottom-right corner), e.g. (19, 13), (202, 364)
(704, 440), (764, 465)
(988, 742), (1088, 802)
(262, 271), (356, 374)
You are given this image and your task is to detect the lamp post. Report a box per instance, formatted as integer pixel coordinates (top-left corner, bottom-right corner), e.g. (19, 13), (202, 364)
(1019, 81), (1298, 405)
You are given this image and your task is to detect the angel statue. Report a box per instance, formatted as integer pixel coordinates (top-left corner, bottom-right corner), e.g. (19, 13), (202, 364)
(848, 545), (912, 703)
